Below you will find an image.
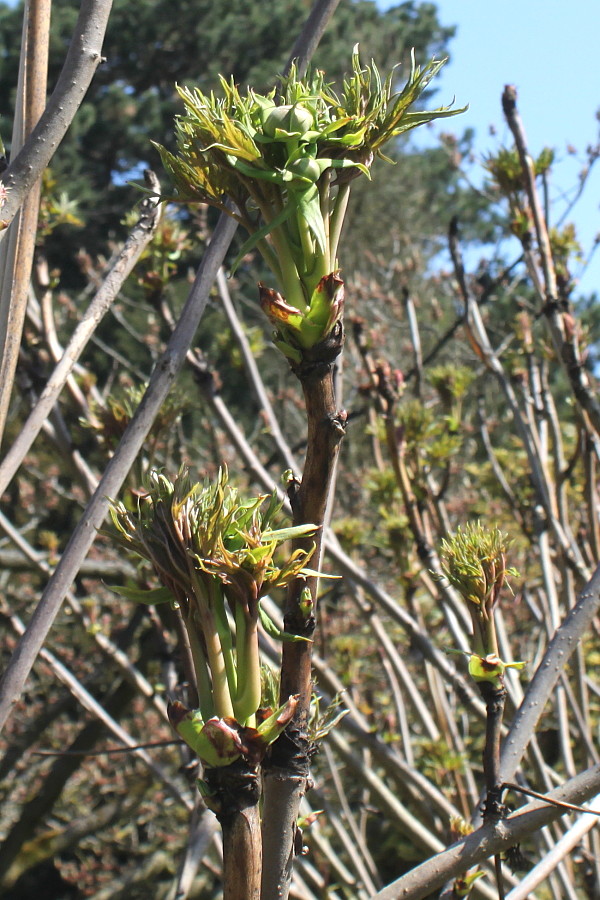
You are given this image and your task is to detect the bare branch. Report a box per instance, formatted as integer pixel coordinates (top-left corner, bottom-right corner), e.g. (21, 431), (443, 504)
(3, 610), (193, 811)
(499, 561), (600, 784)
(0, 0), (52, 444)
(0, 172), (161, 499)
(0, 212), (238, 734)
(0, 0), (113, 234)
(284, 0), (342, 76)
(373, 764), (600, 900)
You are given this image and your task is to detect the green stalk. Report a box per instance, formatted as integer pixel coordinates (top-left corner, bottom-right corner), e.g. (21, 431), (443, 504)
(252, 193), (307, 309)
(233, 604), (260, 727)
(483, 612), (499, 658)
(277, 250), (306, 309)
(204, 617), (235, 719)
(189, 573), (234, 720)
(471, 607), (499, 660)
(471, 621), (485, 659)
(318, 170), (333, 276)
(329, 181), (351, 265)
(185, 611), (215, 721)
(209, 579), (238, 703)
(297, 208), (316, 267)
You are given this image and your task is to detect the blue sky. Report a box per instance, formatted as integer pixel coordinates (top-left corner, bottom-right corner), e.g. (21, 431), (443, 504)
(385, 0), (600, 297)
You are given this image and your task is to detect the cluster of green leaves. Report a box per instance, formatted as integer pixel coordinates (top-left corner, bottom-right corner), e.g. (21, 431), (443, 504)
(156, 47), (464, 360)
(438, 522), (519, 672)
(109, 467), (317, 765)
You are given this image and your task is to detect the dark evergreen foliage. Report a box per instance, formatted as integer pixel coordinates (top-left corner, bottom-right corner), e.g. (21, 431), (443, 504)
(0, 0), (455, 269)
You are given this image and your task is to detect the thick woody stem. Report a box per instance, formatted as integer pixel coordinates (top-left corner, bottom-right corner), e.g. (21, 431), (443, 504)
(205, 761), (262, 900)
(479, 679), (508, 899)
(282, 323), (347, 712)
(479, 680), (507, 821)
(261, 323), (346, 900)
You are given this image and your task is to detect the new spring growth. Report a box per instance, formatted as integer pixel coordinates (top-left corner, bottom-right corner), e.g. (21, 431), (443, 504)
(438, 522), (522, 685)
(109, 467), (320, 766)
(155, 47), (465, 362)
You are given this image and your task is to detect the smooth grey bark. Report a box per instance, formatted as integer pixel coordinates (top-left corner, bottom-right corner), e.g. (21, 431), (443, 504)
(499, 561), (600, 783)
(372, 764), (600, 900)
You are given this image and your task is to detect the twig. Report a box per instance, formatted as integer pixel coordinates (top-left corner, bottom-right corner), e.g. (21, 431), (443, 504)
(32, 740), (182, 756)
(479, 679), (508, 899)
(0, 507), (169, 722)
(2, 610), (193, 810)
(216, 269), (298, 473)
(299, 794), (368, 897)
(499, 561), (600, 784)
(322, 743), (381, 892)
(503, 782), (600, 817)
(0, 211), (238, 734)
(328, 728), (445, 857)
(402, 288), (423, 397)
(0, 171), (161, 499)
(502, 85), (600, 438)
(504, 789), (600, 900)
(283, 0), (342, 77)
(171, 800), (219, 900)
(372, 764), (600, 900)
(0, 0), (113, 234)
(449, 216), (588, 578)
(0, 0), (51, 444)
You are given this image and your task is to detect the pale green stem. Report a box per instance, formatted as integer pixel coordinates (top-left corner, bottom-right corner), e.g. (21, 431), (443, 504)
(275, 247), (306, 309)
(250, 190), (306, 309)
(329, 182), (351, 266)
(210, 580), (238, 702)
(484, 612), (499, 658)
(204, 612), (235, 719)
(297, 206), (316, 266)
(189, 571), (234, 719)
(319, 170), (332, 268)
(233, 604), (260, 727)
(472, 608), (499, 660)
(186, 616), (215, 721)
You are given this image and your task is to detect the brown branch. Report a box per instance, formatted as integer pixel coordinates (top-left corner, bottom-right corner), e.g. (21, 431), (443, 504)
(0, 0), (113, 233)
(502, 85), (600, 438)
(372, 763), (600, 900)
(0, 0), (51, 445)
(261, 325), (347, 899)
(205, 762), (262, 900)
